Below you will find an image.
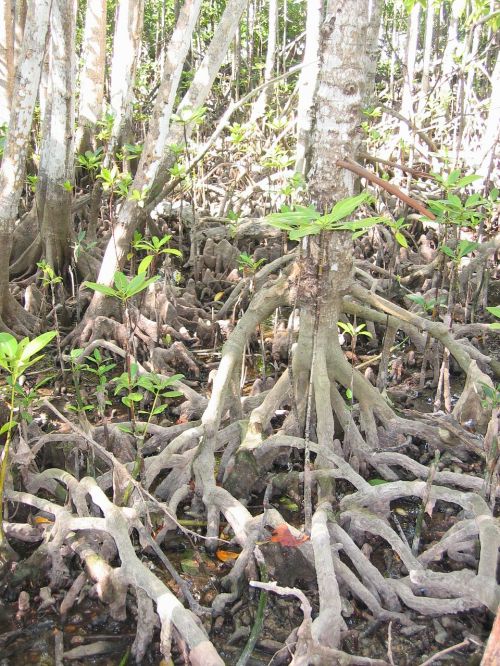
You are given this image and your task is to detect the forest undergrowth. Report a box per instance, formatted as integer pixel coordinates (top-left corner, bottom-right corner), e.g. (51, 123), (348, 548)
(0, 152), (499, 665)
(0, 1), (499, 664)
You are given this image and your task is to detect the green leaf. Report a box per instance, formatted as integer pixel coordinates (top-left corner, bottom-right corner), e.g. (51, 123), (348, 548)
(440, 245), (455, 258)
(486, 306), (500, 319)
(113, 271), (129, 293)
(152, 404), (170, 416)
(368, 478), (389, 486)
(161, 390), (183, 398)
(0, 333), (18, 360)
(138, 255), (154, 274)
(20, 331), (57, 362)
(117, 424), (134, 434)
(490, 322), (500, 330)
(394, 231), (408, 248)
(457, 240), (478, 258)
(0, 420), (17, 435)
(83, 281), (117, 297)
(165, 248), (182, 257)
(454, 174), (481, 188)
(289, 224), (322, 240)
(127, 273), (160, 297)
(346, 388), (353, 400)
(321, 192), (370, 224)
(126, 392), (144, 402)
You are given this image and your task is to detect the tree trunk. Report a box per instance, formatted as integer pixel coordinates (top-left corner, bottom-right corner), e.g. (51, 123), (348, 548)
(109, 0), (145, 150)
(295, 0), (374, 428)
(400, 1), (420, 142)
(294, 0), (378, 646)
(250, 0), (277, 122)
(294, 0), (322, 175)
(0, 0), (51, 328)
(477, 50), (500, 186)
(0, 0), (14, 126)
(37, 0), (76, 277)
(417, 0), (434, 120)
(75, 0), (107, 155)
(440, 3), (460, 115)
(83, 0), (247, 323)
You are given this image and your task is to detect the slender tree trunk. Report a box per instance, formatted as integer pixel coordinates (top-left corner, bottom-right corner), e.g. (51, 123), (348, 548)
(250, 0), (277, 122)
(417, 0), (434, 120)
(109, 0), (145, 149)
(0, 0), (51, 328)
(440, 4), (460, 115)
(292, 0), (378, 644)
(13, 0), (27, 71)
(37, 0), (76, 276)
(400, 2), (420, 141)
(0, 0), (14, 126)
(294, 0), (322, 175)
(477, 50), (500, 186)
(294, 0), (377, 443)
(82, 0), (248, 325)
(75, 0), (107, 155)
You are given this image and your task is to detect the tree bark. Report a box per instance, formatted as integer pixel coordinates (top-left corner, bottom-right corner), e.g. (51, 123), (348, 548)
(0, 0), (14, 126)
(250, 0), (277, 122)
(83, 0), (247, 322)
(75, 0), (107, 155)
(294, 0), (323, 175)
(0, 0), (51, 326)
(294, 0), (377, 496)
(37, 0), (76, 276)
(109, 0), (145, 149)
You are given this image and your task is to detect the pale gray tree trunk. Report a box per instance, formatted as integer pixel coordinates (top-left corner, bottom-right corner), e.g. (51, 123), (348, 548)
(109, 0), (144, 149)
(37, 0), (76, 275)
(293, 0), (377, 648)
(440, 4), (460, 113)
(75, 0), (107, 155)
(250, 0), (277, 122)
(416, 0), (434, 119)
(13, 0), (26, 68)
(0, 0), (51, 327)
(477, 50), (500, 186)
(400, 2), (420, 141)
(0, 0), (14, 126)
(294, 0), (322, 175)
(84, 0), (247, 322)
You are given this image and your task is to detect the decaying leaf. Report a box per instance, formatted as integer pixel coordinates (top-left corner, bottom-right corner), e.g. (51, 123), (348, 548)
(215, 549), (239, 562)
(269, 524), (309, 547)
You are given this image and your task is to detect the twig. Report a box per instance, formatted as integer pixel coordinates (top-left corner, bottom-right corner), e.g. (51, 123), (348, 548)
(417, 639), (470, 666)
(387, 621), (395, 666)
(236, 546), (268, 666)
(337, 158), (436, 220)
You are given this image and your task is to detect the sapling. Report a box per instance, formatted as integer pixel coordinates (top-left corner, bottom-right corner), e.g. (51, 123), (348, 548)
(0, 330), (57, 566)
(113, 367), (183, 504)
(84, 270), (160, 423)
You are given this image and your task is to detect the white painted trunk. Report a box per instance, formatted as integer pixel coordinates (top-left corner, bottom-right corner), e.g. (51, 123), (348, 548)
(109, 0), (144, 148)
(76, 0), (107, 154)
(294, 0), (322, 175)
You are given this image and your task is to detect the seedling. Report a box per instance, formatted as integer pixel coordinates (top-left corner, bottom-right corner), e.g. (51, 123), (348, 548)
(0, 331), (56, 564)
